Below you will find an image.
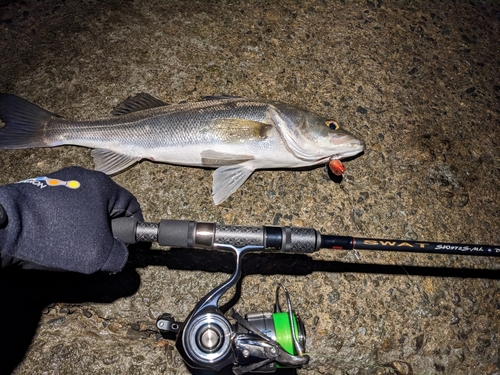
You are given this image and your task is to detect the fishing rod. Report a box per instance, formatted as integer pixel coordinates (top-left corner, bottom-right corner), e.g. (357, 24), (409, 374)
(111, 217), (499, 374)
(112, 217), (500, 257)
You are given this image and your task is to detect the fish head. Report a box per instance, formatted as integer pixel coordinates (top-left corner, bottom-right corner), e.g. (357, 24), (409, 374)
(268, 103), (365, 166)
(288, 109), (365, 162)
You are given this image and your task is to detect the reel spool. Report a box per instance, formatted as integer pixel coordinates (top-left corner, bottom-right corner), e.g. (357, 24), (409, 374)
(232, 284), (307, 373)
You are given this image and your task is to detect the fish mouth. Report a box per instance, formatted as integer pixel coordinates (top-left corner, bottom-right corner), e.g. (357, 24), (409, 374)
(326, 140), (364, 175)
(332, 139), (365, 160)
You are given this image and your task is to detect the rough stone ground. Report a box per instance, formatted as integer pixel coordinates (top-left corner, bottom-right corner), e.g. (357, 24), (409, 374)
(0, 1), (499, 375)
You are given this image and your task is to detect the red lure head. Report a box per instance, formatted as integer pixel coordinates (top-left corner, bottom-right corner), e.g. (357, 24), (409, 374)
(328, 159), (346, 176)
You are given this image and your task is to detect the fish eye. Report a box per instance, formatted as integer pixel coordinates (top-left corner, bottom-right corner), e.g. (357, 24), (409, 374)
(325, 120), (339, 130)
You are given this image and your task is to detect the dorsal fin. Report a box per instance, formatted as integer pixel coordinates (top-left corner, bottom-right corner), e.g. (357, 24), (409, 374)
(112, 93), (167, 116)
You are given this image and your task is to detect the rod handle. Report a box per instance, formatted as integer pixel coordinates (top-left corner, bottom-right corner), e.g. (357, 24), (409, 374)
(111, 217), (138, 244)
(111, 218), (321, 253)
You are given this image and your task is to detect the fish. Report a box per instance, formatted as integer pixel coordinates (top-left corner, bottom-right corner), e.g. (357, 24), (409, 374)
(0, 93), (365, 204)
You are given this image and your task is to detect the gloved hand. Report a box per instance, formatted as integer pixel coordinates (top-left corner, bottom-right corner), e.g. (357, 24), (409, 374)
(0, 166), (143, 273)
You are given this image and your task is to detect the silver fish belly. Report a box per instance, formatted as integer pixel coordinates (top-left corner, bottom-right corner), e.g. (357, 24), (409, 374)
(0, 93), (364, 204)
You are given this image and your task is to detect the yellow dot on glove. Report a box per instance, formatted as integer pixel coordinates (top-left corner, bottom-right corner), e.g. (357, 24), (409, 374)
(66, 180), (81, 189)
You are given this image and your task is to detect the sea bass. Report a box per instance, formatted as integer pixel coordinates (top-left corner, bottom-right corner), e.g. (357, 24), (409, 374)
(0, 93), (364, 204)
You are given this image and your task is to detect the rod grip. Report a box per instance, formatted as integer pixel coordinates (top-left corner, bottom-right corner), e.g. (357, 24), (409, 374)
(111, 218), (321, 253)
(282, 227), (321, 253)
(111, 217), (138, 244)
(157, 220), (196, 247)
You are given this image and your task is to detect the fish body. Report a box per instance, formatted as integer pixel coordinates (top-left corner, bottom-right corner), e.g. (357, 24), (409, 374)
(0, 93), (364, 204)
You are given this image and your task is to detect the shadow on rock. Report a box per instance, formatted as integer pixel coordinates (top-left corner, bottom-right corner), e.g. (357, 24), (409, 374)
(0, 264), (141, 375)
(130, 247), (500, 280)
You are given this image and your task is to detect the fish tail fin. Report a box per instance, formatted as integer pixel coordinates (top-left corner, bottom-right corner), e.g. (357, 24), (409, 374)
(0, 93), (56, 149)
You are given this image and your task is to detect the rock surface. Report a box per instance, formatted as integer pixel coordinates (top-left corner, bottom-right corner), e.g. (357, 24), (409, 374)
(0, 1), (498, 374)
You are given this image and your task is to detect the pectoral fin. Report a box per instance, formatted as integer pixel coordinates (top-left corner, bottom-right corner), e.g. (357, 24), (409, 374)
(201, 150), (254, 167)
(91, 149), (141, 175)
(212, 162), (255, 205)
(209, 118), (272, 141)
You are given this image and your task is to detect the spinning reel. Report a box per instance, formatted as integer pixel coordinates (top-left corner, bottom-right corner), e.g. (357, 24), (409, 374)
(155, 244), (309, 374)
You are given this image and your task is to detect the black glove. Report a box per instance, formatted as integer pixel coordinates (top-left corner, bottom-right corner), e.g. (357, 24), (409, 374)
(0, 166), (143, 274)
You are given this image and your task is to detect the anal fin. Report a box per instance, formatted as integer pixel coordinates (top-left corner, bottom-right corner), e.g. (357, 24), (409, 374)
(212, 162), (255, 205)
(91, 148), (141, 175)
